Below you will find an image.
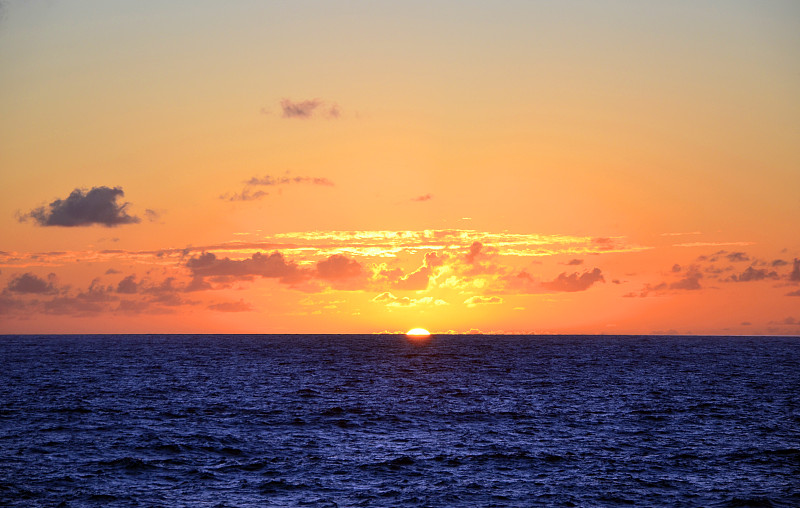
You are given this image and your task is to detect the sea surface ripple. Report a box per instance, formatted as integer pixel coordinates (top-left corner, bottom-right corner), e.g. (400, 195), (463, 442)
(1, 334), (798, 506)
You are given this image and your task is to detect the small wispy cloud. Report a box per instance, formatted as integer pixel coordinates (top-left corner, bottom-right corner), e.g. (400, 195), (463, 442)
(372, 292), (447, 307)
(277, 98), (341, 119)
(674, 241), (755, 248)
(660, 231), (702, 237)
(464, 295), (503, 307)
(221, 174), (335, 201)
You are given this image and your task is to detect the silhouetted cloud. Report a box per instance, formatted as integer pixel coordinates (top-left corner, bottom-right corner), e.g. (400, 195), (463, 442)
(392, 252), (444, 291)
(43, 296), (105, 315)
(316, 254), (362, 280)
(222, 175), (335, 201)
(464, 295), (503, 307)
(371, 292), (446, 307)
(411, 194), (432, 202)
(186, 252), (305, 284)
(394, 267), (430, 290)
(542, 268), (604, 292)
(0, 295), (26, 315)
(6, 272), (57, 294)
(565, 259), (584, 266)
(772, 259), (788, 267)
(185, 276), (212, 292)
(208, 300), (253, 312)
(279, 98), (341, 119)
(726, 252), (750, 262)
(670, 270), (702, 290)
(281, 98), (321, 118)
(725, 266), (779, 282)
(144, 209), (161, 222)
(19, 187), (140, 227)
(791, 259), (800, 282)
(768, 316), (800, 326)
(246, 175), (335, 187)
(465, 242), (483, 264)
(116, 275), (139, 294)
(499, 270), (538, 293)
(223, 189), (269, 202)
(787, 289), (800, 297)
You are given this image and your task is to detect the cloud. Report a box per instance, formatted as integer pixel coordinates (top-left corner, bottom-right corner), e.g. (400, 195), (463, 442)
(499, 270), (538, 293)
(186, 251), (366, 291)
(316, 254), (362, 279)
(281, 98), (321, 118)
(772, 259), (788, 267)
(372, 292), (414, 307)
(43, 296), (106, 315)
(186, 251), (306, 284)
(791, 259), (800, 282)
(670, 270), (702, 290)
(144, 209), (162, 222)
(116, 275), (139, 294)
(246, 175), (335, 187)
(394, 267), (431, 290)
(223, 189), (270, 202)
(19, 187), (140, 227)
(208, 300), (253, 312)
(185, 276), (212, 292)
(787, 289), (800, 297)
(768, 316), (800, 326)
(542, 268), (604, 292)
(725, 266), (779, 282)
(6, 272), (57, 294)
(661, 231), (702, 237)
(465, 241), (483, 264)
(279, 98), (341, 119)
(565, 259), (584, 266)
(371, 291), (446, 307)
(222, 174), (335, 201)
(80, 278), (115, 302)
(391, 251), (445, 291)
(726, 252), (750, 262)
(464, 295), (503, 307)
(411, 194), (432, 202)
(0, 295), (26, 315)
(315, 255), (365, 290)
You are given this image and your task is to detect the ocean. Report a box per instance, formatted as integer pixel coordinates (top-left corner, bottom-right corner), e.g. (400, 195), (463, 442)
(1, 334), (798, 506)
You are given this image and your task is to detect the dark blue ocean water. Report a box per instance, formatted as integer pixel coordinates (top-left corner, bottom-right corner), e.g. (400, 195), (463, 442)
(1, 335), (798, 507)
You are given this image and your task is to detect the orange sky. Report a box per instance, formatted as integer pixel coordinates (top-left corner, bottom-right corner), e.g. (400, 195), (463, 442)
(1, 1), (799, 334)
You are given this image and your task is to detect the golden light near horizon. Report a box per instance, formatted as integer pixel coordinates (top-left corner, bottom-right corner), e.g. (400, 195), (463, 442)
(406, 328), (431, 338)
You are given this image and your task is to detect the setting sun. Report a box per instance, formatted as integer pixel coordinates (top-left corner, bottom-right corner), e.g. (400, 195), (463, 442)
(406, 328), (431, 338)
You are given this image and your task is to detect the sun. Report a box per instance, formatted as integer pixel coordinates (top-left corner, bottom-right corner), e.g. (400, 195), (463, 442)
(406, 328), (431, 338)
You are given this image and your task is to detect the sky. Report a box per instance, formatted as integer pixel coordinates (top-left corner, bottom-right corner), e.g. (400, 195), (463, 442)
(1, 0), (799, 335)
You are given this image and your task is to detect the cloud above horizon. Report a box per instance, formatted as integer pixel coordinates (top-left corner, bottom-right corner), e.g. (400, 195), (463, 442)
(186, 251), (305, 284)
(542, 268), (605, 292)
(19, 187), (140, 227)
(278, 98), (341, 119)
(6, 272), (58, 294)
(464, 295), (503, 307)
(222, 174), (335, 201)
